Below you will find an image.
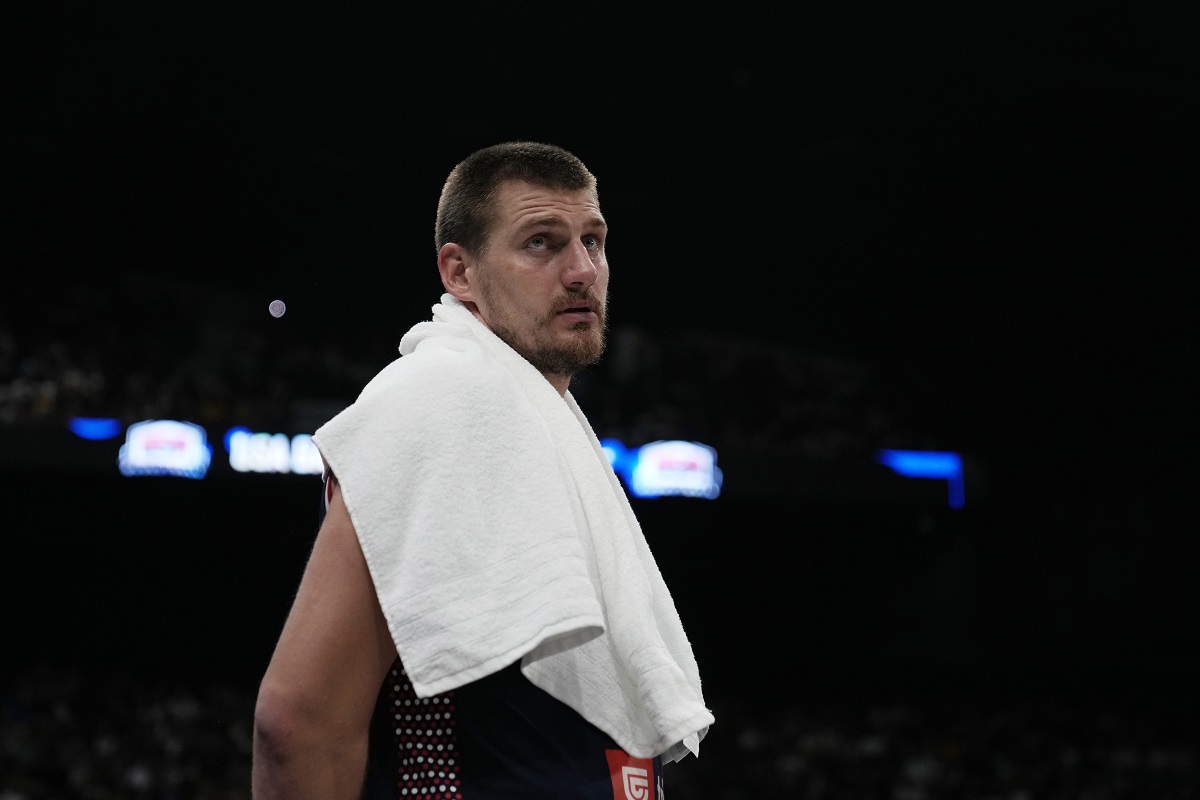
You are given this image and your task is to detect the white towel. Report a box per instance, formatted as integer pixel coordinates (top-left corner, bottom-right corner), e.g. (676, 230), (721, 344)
(312, 294), (713, 762)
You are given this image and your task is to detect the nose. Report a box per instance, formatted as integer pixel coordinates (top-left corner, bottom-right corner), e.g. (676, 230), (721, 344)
(562, 239), (598, 289)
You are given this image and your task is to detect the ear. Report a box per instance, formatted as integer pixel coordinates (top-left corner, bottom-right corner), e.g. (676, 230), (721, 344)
(437, 243), (476, 304)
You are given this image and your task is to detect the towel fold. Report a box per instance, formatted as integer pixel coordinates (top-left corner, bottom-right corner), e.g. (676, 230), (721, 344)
(312, 294), (712, 761)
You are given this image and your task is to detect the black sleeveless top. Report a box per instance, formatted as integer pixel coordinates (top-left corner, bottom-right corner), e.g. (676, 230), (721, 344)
(361, 659), (664, 799)
(318, 474), (666, 799)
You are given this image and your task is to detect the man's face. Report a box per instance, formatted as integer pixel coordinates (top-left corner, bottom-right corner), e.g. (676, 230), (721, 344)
(469, 179), (609, 381)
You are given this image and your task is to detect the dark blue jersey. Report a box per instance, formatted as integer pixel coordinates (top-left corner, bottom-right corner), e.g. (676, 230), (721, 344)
(361, 659), (664, 800)
(318, 473), (666, 800)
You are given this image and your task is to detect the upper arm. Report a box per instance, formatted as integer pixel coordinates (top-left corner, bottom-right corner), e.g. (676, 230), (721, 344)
(256, 475), (398, 739)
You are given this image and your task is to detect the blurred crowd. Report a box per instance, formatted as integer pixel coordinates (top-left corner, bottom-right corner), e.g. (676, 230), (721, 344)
(1, 274), (946, 461)
(0, 275), (375, 436)
(588, 325), (943, 462)
(2, 665), (1196, 799)
(1, 667), (251, 800)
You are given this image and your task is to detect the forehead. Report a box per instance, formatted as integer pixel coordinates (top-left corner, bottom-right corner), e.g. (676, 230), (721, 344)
(491, 179), (604, 232)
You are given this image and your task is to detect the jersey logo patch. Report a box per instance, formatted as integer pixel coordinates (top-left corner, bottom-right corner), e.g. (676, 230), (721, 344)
(605, 750), (655, 800)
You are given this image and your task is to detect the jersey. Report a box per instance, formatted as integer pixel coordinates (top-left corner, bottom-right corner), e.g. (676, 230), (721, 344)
(317, 472), (666, 800)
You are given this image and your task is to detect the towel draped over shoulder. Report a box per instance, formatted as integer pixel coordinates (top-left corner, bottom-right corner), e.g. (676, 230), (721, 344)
(312, 294), (713, 762)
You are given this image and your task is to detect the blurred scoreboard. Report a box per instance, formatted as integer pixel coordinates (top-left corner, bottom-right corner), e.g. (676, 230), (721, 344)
(0, 416), (973, 509)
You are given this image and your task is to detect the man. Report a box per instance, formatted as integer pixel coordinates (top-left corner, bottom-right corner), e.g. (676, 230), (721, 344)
(252, 142), (713, 799)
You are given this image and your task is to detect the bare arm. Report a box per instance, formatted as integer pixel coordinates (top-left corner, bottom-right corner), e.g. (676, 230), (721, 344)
(252, 477), (398, 799)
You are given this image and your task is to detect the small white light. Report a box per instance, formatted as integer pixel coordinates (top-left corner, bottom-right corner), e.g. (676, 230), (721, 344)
(269, 299), (286, 318)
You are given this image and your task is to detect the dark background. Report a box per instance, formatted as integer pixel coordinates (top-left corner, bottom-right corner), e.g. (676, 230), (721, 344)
(4, 0), (1197, 738)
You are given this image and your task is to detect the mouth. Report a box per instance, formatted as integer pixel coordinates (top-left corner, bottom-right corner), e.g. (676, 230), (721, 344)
(556, 308), (597, 324)
(555, 299), (598, 321)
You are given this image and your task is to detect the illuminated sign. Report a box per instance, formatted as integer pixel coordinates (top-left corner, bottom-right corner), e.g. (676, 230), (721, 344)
(68, 416), (123, 440)
(118, 420), (212, 479)
(876, 449), (965, 509)
(225, 427), (324, 475)
(601, 438), (723, 499)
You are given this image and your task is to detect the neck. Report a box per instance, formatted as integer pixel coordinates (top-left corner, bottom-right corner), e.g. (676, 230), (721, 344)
(544, 371), (571, 396)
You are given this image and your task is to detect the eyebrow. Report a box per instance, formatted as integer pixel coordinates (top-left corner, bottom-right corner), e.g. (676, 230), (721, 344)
(518, 214), (607, 233)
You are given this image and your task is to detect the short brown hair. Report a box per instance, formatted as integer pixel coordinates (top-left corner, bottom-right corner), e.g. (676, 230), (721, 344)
(434, 141), (598, 255)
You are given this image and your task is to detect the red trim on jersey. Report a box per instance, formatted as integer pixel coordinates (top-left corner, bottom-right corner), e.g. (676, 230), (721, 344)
(605, 750), (655, 800)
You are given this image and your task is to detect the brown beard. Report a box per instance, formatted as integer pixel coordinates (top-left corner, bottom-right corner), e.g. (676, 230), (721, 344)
(491, 309), (607, 378)
(472, 257), (608, 379)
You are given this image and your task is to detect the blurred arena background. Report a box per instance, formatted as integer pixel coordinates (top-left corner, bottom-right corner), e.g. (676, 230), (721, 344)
(4, 6), (1197, 798)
